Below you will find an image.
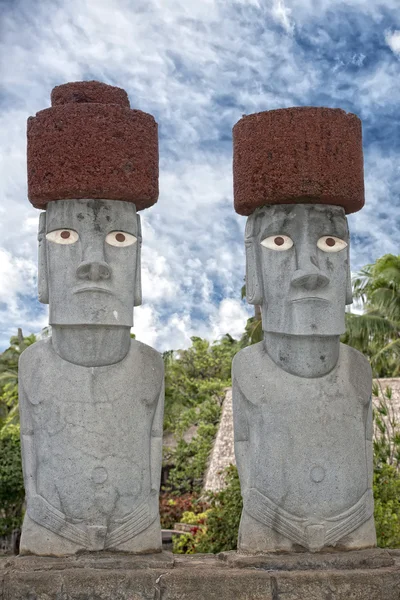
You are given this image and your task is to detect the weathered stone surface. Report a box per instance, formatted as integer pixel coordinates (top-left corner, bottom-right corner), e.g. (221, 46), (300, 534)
(7, 552), (175, 572)
(219, 548), (394, 571)
(2, 551), (400, 600)
(233, 107), (364, 216)
(51, 81), (130, 107)
(27, 82), (158, 210)
(204, 389), (235, 492)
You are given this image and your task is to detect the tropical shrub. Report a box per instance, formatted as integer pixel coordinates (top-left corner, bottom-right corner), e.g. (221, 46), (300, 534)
(172, 465), (243, 554)
(0, 425), (25, 537)
(159, 492), (209, 530)
(0, 331), (36, 430)
(163, 335), (240, 494)
(372, 383), (400, 547)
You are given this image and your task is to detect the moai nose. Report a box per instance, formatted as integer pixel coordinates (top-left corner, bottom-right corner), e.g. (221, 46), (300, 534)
(290, 270), (330, 291)
(76, 261), (111, 281)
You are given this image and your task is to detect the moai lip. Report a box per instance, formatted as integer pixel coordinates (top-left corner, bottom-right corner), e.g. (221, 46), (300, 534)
(27, 80), (159, 210)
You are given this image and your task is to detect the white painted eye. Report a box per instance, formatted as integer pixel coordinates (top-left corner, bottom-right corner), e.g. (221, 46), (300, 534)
(105, 231), (137, 247)
(46, 229), (79, 245)
(261, 235), (294, 251)
(317, 236), (347, 253)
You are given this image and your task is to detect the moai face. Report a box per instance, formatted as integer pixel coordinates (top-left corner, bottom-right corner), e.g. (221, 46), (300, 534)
(38, 199), (142, 326)
(245, 203), (352, 337)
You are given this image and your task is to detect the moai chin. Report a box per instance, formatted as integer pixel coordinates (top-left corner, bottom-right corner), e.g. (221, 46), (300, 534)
(19, 81), (164, 556)
(232, 107), (376, 554)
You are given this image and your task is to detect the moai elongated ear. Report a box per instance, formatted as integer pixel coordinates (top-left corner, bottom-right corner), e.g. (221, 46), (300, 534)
(245, 217), (263, 306)
(345, 242), (353, 306)
(134, 213), (142, 307)
(38, 212), (49, 304)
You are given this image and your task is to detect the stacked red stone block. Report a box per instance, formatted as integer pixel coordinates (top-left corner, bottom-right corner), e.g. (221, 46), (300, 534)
(27, 80), (158, 210)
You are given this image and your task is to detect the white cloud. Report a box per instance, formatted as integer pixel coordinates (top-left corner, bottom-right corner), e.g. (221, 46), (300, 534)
(272, 0), (295, 34)
(0, 0), (399, 351)
(385, 29), (400, 55)
(211, 298), (251, 341)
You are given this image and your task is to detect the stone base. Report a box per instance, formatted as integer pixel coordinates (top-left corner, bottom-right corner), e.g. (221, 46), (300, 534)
(2, 549), (400, 600)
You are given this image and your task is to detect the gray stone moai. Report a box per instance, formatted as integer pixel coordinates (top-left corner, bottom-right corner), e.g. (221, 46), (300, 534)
(232, 108), (376, 554)
(19, 81), (164, 556)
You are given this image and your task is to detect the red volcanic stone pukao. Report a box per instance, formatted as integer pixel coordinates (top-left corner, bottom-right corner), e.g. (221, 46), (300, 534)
(233, 107), (364, 216)
(27, 81), (158, 210)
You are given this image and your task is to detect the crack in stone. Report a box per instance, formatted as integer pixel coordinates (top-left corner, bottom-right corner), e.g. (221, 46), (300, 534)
(271, 575), (279, 600)
(154, 573), (169, 600)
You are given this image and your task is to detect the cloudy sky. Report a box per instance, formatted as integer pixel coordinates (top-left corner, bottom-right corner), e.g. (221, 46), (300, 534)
(0, 0), (399, 351)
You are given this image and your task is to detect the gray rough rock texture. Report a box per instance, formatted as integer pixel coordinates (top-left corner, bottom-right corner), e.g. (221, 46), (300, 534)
(233, 203), (376, 553)
(204, 389), (234, 491)
(18, 199), (164, 555)
(2, 550), (399, 600)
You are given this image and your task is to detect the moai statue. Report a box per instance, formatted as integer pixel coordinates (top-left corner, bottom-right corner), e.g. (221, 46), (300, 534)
(19, 81), (164, 556)
(232, 108), (376, 554)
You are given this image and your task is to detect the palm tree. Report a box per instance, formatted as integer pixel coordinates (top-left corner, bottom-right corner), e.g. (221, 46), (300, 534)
(343, 254), (400, 377)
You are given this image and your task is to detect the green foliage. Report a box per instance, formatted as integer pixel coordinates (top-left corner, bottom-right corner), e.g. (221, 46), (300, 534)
(165, 409), (221, 494)
(372, 383), (400, 547)
(164, 335), (239, 431)
(172, 510), (210, 554)
(0, 331), (35, 541)
(0, 425), (25, 536)
(194, 465), (242, 553)
(374, 464), (400, 548)
(240, 314), (263, 347)
(172, 465), (243, 554)
(0, 330), (36, 430)
(343, 254), (400, 377)
(163, 335), (240, 494)
(159, 492), (209, 529)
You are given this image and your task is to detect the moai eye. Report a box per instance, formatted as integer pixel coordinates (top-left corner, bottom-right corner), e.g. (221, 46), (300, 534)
(317, 236), (348, 253)
(46, 229), (79, 245)
(261, 235), (294, 251)
(105, 231), (137, 247)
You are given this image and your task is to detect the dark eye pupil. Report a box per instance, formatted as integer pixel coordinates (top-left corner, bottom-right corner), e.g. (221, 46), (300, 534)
(61, 231), (70, 239)
(115, 233), (126, 242)
(274, 236), (285, 246)
(326, 237), (336, 247)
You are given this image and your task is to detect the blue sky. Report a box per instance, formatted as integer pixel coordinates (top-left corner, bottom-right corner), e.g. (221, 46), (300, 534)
(0, 0), (399, 351)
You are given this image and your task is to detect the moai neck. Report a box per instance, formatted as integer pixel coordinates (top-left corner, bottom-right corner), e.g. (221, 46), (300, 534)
(263, 332), (340, 378)
(52, 325), (131, 367)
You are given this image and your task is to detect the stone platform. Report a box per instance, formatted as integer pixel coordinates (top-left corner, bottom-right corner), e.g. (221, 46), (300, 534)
(1, 548), (400, 600)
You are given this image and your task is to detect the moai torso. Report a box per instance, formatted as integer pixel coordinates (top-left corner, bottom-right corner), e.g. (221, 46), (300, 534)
(233, 342), (374, 552)
(19, 338), (163, 552)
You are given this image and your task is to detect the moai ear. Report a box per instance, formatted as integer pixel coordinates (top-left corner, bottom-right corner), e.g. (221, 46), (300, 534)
(345, 242), (353, 306)
(134, 213), (142, 307)
(38, 212), (49, 304)
(245, 217), (263, 306)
